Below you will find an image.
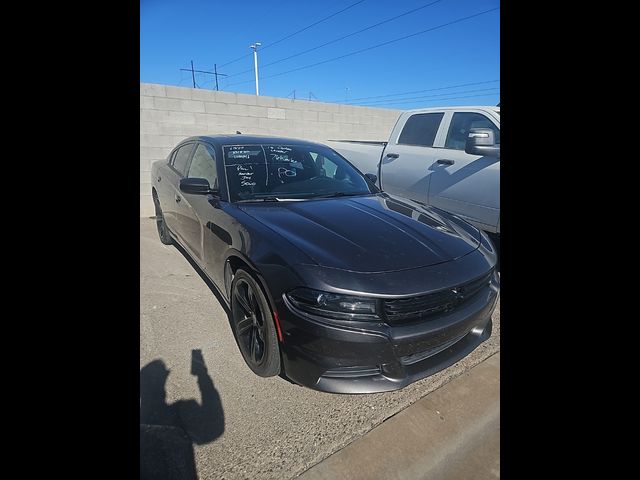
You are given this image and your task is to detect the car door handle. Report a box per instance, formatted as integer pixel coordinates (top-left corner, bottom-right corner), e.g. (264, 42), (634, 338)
(175, 194), (181, 203)
(157, 176), (161, 182)
(436, 159), (455, 165)
(386, 153), (399, 159)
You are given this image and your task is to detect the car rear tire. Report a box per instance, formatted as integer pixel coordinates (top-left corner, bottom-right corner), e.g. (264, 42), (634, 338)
(153, 194), (174, 245)
(231, 270), (281, 377)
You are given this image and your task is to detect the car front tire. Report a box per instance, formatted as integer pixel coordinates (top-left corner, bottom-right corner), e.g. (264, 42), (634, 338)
(231, 269), (281, 377)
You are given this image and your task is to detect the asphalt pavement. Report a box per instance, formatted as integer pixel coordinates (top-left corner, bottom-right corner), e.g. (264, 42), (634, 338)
(140, 218), (500, 479)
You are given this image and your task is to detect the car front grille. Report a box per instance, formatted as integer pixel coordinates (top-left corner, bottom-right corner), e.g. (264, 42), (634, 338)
(383, 270), (494, 324)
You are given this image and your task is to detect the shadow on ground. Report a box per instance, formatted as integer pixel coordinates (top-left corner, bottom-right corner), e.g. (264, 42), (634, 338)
(172, 242), (231, 317)
(140, 350), (224, 480)
(170, 241), (298, 386)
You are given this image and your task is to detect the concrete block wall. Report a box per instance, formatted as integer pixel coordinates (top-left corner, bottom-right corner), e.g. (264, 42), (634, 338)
(140, 83), (401, 216)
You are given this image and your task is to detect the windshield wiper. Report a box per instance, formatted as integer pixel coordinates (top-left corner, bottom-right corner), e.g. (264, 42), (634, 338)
(237, 192), (366, 202)
(236, 195), (280, 203)
(308, 192), (366, 199)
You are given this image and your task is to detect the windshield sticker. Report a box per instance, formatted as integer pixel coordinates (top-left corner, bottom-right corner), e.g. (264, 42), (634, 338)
(237, 165), (257, 187)
(225, 145), (264, 165)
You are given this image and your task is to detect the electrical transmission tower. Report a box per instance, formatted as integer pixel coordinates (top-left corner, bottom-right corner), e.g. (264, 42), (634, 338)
(180, 60), (228, 90)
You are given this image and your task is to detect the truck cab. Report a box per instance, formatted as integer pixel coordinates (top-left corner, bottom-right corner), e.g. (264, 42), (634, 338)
(380, 106), (500, 235)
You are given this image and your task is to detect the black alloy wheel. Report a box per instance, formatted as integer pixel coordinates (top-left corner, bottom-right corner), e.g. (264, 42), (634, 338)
(231, 270), (280, 377)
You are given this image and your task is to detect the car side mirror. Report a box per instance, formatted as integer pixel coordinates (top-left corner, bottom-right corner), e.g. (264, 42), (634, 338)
(465, 128), (500, 158)
(180, 177), (218, 195)
(365, 173), (378, 184)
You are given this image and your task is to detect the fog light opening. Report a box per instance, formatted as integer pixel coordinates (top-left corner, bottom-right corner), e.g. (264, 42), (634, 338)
(471, 325), (486, 335)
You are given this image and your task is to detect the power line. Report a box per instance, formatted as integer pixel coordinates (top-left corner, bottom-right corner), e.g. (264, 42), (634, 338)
(218, 52), (252, 69)
(224, 0), (446, 80)
(360, 91), (500, 108)
(218, 0), (366, 69)
(350, 87), (501, 106)
(337, 79), (500, 103)
(180, 61), (227, 89)
(261, 0), (366, 51)
(226, 7), (500, 88)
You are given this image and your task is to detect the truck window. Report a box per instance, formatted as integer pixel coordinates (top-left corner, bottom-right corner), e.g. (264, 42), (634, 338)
(397, 113), (444, 147)
(445, 112), (500, 150)
(310, 152), (338, 178)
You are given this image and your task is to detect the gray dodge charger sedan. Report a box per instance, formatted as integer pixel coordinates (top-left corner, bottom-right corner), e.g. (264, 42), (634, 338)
(151, 134), (499, 393)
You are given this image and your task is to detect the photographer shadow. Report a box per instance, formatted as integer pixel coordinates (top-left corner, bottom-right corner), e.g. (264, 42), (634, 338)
(140, 351), (224, 479)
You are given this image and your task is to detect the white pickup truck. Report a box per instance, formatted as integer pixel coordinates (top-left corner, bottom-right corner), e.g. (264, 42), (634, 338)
(326, 106), (500, 236)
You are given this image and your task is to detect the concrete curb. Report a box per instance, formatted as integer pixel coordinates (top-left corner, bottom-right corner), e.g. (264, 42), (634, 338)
(298, 353), (500, 480)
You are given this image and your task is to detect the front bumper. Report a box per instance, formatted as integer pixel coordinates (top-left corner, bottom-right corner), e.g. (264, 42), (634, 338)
(278, 271), (499, 394)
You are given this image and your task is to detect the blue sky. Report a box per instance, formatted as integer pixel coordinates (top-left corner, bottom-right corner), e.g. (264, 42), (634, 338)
(140, 0), (499, 109)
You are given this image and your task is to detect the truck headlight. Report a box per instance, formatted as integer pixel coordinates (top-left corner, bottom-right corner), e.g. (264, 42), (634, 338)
(286, 288), (379, 321)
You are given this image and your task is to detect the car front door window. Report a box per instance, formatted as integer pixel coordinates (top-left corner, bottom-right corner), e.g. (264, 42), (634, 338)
(188, 143), (219, 189)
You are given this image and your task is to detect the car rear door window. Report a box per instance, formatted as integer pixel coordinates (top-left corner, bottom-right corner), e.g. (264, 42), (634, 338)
(172, 144), (193, 176)
(445, 112), (500, 150)
(188, 143), (219, 189)
(397, 113), (444, 147)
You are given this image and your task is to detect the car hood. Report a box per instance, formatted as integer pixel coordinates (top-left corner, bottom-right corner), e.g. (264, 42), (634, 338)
(238, 194), (480, 273)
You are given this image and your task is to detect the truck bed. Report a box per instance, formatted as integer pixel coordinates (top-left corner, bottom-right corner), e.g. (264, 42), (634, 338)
(324, 140), (386, 176)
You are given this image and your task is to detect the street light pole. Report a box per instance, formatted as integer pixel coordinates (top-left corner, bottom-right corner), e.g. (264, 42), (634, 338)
(250, 42), (261, 96)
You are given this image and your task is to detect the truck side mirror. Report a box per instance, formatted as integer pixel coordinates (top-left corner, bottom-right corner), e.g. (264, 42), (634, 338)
(465, 128), (500, 158)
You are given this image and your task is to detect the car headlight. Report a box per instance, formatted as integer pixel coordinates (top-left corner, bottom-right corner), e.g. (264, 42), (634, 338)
(286, 288), (379, 321)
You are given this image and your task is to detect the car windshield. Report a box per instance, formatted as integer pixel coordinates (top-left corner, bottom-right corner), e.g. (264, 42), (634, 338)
(222, 143), (375, 202)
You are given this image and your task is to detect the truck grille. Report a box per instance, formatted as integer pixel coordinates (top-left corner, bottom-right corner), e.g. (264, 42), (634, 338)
(383, 270), (493, 324)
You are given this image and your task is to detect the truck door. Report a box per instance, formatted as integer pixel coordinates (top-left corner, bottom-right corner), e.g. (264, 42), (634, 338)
(380, 111), (447, 203)
(427, 110), (500, 232)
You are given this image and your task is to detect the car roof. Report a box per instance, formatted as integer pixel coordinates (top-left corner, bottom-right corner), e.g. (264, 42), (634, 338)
(180, 134), (329, 148)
